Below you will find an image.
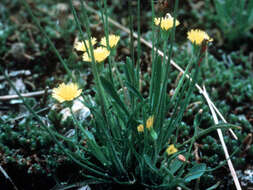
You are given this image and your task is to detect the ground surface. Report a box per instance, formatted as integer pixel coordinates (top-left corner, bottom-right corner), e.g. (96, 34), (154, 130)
(0, 0), (252, 189)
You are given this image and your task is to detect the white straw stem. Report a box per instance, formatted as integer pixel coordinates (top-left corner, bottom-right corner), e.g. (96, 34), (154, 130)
(202, 86), (241, 190)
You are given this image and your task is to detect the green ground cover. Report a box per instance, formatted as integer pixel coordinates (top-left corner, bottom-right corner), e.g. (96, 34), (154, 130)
(0, 0), (252, 189)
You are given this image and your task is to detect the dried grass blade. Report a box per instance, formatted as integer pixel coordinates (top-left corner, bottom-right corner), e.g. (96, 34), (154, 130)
(202, 86), (242, 190)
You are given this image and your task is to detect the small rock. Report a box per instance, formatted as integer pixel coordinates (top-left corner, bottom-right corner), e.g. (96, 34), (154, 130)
(60, 97), (91, 122)
(55, 3), (68, 13)
(64, 129), (75, 138)
(237, 169), (253, 187)
(8, 78), (26, 95)
(78, 185), (91, 190)
(10, 42), (25, 61)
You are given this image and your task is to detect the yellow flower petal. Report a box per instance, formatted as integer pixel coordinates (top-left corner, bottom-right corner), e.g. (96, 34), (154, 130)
(187, 29), (213, 45)
(52, 82), (82, 103)
(166, 144), (178, 155)
(82, 47), (110, 63)
(101, 34), (120, 48)
(154, 14), (180, 31)
(82, 52), (92, 62)
(137, 124), (144, 132)
(74, 37), (97, 52)
(146, 116), (154, 130)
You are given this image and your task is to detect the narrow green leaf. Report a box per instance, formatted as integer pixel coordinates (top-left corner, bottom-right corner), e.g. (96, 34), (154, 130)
(169, 159), (183, 174)
(125, 81), (144, 102)
(88, 141), (111, 167)
(150, 129), (158, 140)
(125, 57), (136, 85)
(83, 129), (95, 140)
(184, 163), (206, 182)
(152, 56), (163, 110)
(100, 76), (129, 116)
(143, 154), (159, 173)
(206, 181), (221, 190)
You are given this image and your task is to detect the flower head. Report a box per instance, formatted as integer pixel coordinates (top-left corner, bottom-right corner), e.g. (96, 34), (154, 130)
(154, 13), (180, 31)
(187, 29), (213, 45)
(101, 34), (120, 48)
(82, 47), (110, 63)
(137, 124), (144, 132)
(74, 37), (97, 52)
(146, 116), (154, 130)
(166, 144), (178, 155)
(52, 83), (82, 103)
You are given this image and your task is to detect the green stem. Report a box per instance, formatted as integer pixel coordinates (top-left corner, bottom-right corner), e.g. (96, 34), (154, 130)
(98, 0), (114, 85)
(154, 0), (179, 163)
(177, 124), (240, 148)
(136, 0), (141, 90)
(155, 0), (179, 121)
(69, 0), (90, 57)
(21, 0), (74, 81)
(170, 61), (194, 103)
(0, 65), (109, 179)
(69, 105), (79, 144)
(149, 0), (157, 105)
(78, 0), (109, 112)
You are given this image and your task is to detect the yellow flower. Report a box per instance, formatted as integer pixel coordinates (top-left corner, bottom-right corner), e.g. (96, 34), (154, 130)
(52, 83), (82, 103)
(137, 116), (154, 133)
(146, 116), (154, 130)
(137, 124), (144, 132)
(154, 13), (180, 31)
(74, 37), (97, 52)
(187, 29), (213, 45)
(82, 47), (110, 63)
(166, 144), (178, 155)
(101, 34), (120, 48)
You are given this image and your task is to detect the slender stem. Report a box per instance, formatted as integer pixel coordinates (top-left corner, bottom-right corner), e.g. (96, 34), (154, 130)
(150, 0), (155, 63)
(154, 0), (179, 162)
(136, 0), (141, 90)
(0, 65), (109, 179)
(128, 1), (135, 62)
(69, 105), (79, 144)
(98, 0), (114, 85)
(170, 61), (194, 103)
(177, 124), (239, 148)
(78, 0), (108, 112)
(69, 0), (90, 57)
(21, 0), (74, 81)
(164, 0), (179, 83)
(149, 0), (156, 104)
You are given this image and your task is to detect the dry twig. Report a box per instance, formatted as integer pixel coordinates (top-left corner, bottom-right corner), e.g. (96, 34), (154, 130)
(202, 86), (241, 190)
(0, 90), (52, 101)
(0, 165), (19, 190)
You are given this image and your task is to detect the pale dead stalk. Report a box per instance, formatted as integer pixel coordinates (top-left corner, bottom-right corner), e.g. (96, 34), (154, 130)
(0, 90), (52, 101)
(202, 86), (241, 190)
(0, 165), (19, 190)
